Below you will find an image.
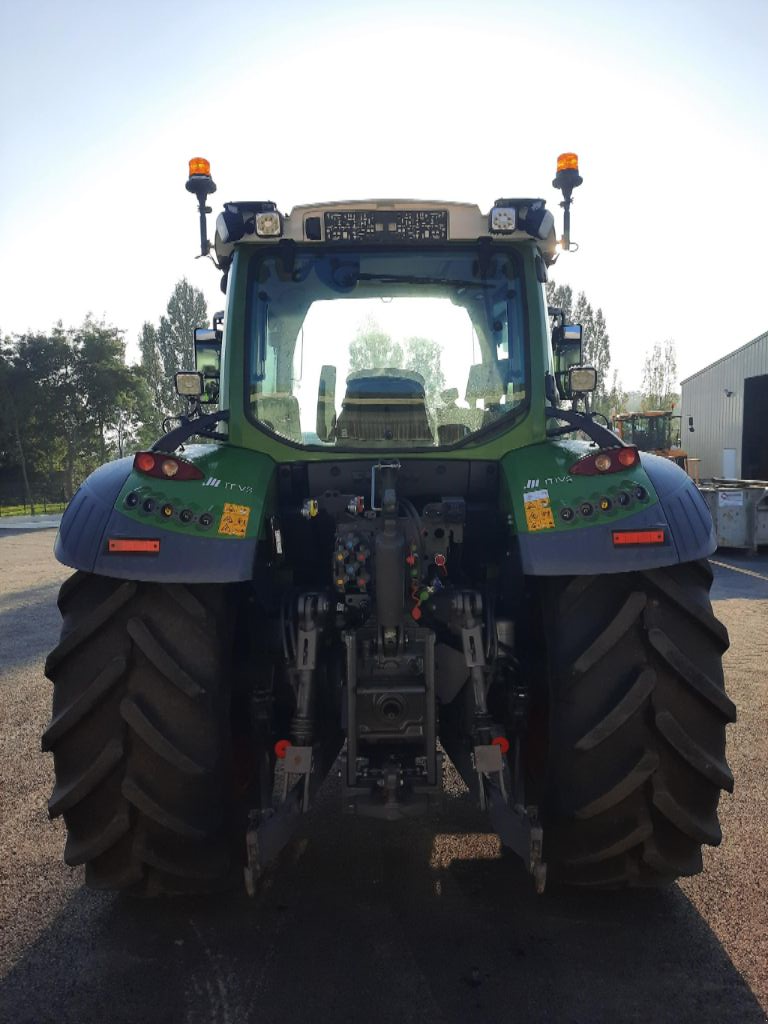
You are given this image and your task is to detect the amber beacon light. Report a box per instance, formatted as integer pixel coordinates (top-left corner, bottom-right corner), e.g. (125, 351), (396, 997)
(186, 157), (217, 257)
(556, 152), (580, 173)
(552, 151), (583, 251)
(188, 156), (211, 177)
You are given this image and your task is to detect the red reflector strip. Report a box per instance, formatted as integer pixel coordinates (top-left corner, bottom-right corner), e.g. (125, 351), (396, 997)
(612, 530), (665, 546)
(108, 538), (160, 553)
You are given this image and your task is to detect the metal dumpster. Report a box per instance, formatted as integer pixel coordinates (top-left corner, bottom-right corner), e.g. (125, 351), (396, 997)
(698, 480), (768, 553)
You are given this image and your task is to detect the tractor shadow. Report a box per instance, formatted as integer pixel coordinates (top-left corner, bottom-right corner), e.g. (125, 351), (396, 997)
(1, 779), (764, 1024)
(0, 581), (63, 671)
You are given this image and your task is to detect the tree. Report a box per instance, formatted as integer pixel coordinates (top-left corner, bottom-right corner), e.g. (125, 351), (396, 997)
(641, 339), (678, 411)
(605, 369), (628, 419)
(154, 278), (208, 415)
(0, 318), (147, 500)
(2, 328), (76, 498)
(547, 283), (613, 413)
(0, 338), (35, 511)
(114, 368), (152, 455)
(137, 322), (167, 442)
(545, 281), (573, 321)
(572, 294), (612, 409)
(348, 316), (403, 371)
(348, 319), (446, 410)
(73, 318), (141, 464)
(404, 336), (445, 406)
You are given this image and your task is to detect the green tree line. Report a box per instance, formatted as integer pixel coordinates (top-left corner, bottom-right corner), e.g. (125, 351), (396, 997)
(546, 281), (679, 416)
(0, 275), (678, 510)
(0, 279), (207, 509)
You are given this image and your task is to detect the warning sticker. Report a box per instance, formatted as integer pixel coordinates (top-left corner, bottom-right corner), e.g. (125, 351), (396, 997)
(523, 489), (555, 532)
(218, 503), (251, 538)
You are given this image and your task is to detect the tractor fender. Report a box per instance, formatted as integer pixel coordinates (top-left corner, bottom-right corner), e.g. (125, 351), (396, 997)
(517, 453), (715, 576)
(54, 456), (262, 583)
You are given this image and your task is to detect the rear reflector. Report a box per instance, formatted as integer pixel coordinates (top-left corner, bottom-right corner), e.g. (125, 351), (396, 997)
(612, 529), (665, 546)
(108, 538), (160, 553)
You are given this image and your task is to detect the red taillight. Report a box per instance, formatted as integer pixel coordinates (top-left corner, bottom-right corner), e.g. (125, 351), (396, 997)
(617, 448), (638, 467)
(612, 529), (665, 546)
(132, 451), (204, 481)
(570, 447), (639, 475)
(135, 452), (156, 473)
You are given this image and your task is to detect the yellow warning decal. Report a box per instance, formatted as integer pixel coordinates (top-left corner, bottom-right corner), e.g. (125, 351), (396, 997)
(218, 503), (251, 538)
(523, 489), (555, 532)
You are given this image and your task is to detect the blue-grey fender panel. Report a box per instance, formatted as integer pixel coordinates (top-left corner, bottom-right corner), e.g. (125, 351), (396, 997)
(640, 453), (716, 563)
(55, 461), (259, 583)
(518, 454), (715, 576)
(55, 458), (134, 572)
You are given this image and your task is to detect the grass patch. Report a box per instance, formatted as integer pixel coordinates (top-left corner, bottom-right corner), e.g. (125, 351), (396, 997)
(0, 502), (67, 517)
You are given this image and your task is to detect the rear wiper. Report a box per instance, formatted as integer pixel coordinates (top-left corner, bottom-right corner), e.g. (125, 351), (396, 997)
(354, 273), (493, 288)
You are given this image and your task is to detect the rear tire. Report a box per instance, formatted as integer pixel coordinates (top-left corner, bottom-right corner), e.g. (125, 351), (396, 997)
(537, 560), (734, 887)
(44, 572), (235, 894)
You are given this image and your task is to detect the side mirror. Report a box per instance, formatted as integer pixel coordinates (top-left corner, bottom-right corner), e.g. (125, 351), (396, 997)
(174, 371), (204, 398)
(559, 324), (583, 347)
(552, 323), (583, 398)
(316, 365), (337, 441)
(567, 366), (597, 395)
(194, 327), (221, 404)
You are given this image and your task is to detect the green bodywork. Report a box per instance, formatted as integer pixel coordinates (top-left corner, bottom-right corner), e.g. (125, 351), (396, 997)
(115, 438), (657, 547)
(500, 440), (658, 534)
(116, 444), (275, 541)
(115, 241), (659, 544)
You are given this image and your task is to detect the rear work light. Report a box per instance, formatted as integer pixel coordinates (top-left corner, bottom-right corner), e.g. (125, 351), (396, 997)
(612, 529), (665, 546)
(132, 452), (204, 481)
(570, 446), (640, 475)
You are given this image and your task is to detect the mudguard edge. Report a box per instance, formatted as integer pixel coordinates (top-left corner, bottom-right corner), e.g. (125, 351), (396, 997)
(54, 458), (260, 583)
(518, 453), (715, 576)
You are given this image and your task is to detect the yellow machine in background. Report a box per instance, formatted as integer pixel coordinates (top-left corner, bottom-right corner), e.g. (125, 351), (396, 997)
(614, 411), (690, 471)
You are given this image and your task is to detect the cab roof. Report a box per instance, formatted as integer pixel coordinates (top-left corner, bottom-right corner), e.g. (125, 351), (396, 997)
(213, 197), (558, 267)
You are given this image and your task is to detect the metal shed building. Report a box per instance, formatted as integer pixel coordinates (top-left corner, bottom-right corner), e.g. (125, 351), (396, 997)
(680, 331), (768, 480)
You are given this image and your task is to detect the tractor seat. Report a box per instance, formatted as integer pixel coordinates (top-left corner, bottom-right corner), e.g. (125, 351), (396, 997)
(251, 392), (302, 443)
(335, 369), (433, 445)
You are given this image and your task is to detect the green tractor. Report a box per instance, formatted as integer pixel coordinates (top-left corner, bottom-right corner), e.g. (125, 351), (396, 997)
(44, 154), (734, 894)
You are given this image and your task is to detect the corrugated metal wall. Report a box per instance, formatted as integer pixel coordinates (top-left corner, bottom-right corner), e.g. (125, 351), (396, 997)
(681, 332), (768, 479)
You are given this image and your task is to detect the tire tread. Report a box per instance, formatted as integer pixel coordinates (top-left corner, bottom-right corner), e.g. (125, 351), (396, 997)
(44, 573), (233, 894)
(540, 560), (732, 887)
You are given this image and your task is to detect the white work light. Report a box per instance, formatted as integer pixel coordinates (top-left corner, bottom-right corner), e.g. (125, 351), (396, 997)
(489, 206), (517, 233)
(174, 371), (204, 397)
(255, 211), (282, 237)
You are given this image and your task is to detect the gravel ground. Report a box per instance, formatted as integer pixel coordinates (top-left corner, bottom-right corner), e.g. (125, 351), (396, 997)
(1, 531), (766, 1024)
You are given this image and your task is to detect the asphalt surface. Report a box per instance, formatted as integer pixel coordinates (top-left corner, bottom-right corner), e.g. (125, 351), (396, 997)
(1, 531), (766, 1024)
(0, 513), (62, 531)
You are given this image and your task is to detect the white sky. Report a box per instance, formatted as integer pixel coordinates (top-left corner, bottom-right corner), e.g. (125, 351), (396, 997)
(1, 0), (766, 391)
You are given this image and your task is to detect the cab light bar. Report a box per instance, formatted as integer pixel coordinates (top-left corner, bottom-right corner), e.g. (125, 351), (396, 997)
(612, 529), (665, 546)
(570, 447), (640, 475)
(108, 539), (161, 553)
(133, 451), (204, 481)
